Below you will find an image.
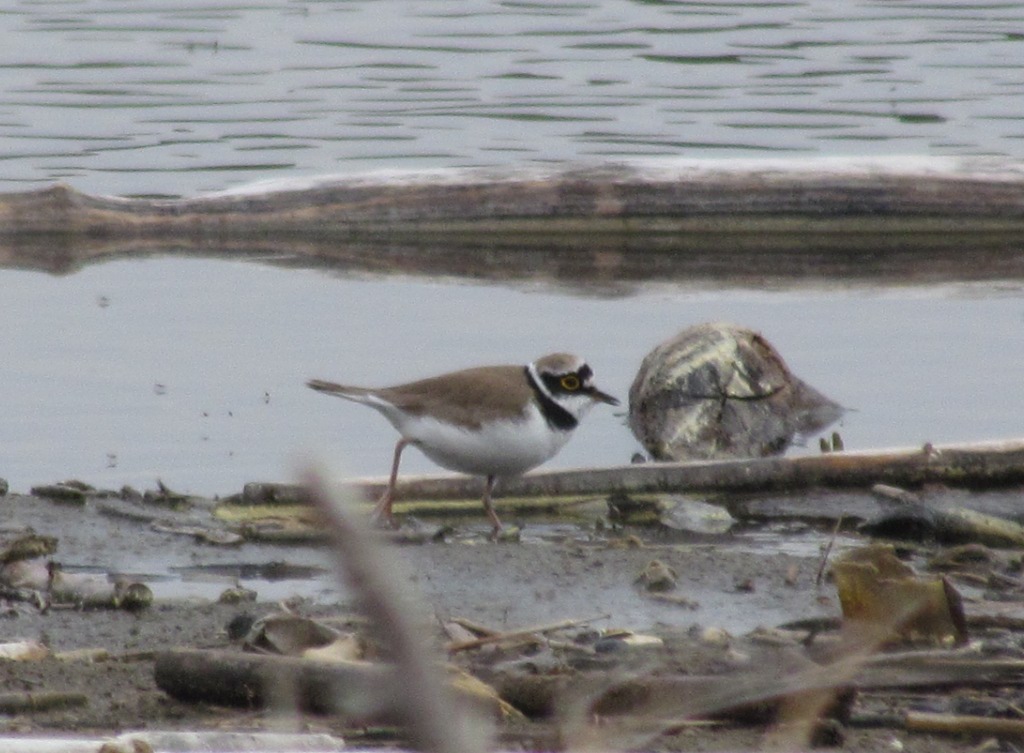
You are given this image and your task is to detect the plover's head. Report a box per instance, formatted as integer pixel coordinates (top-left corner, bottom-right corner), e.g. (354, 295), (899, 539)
(529, 353), (619, 422)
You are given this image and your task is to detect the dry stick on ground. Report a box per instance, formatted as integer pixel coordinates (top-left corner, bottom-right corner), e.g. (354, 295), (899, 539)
(905, 711), (1024, 738)
(302, 468), (482, 753)
(0, 691), (88, 714)
(154, 649), (394, 716)
(445, 614), (610, 654)
(816, 515), (844, 588)
(446, 617), (500, 638)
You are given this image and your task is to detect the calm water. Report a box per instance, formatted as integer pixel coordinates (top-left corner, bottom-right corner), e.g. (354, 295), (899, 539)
(1, 258), (1022, 495)
(1, 2), (1023, 494)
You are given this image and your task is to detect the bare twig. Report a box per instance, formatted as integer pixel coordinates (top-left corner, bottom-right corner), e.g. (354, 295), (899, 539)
(446, 614), (610, 654)
(0, 691), (87, 713)
(906, 711), (1024, 737)
(816, 515), (843, 588)
(302, 468), (483, 753)
(446, 617), (500, 638)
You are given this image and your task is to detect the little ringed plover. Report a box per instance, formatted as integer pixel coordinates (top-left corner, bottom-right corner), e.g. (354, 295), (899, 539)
(307, 353), (618, 536)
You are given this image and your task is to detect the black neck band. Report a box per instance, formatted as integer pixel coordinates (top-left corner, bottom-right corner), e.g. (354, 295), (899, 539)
(525, 366), (578, 431)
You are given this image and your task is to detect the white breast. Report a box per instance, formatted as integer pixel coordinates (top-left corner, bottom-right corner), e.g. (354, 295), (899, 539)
(397, 403), (572, 477)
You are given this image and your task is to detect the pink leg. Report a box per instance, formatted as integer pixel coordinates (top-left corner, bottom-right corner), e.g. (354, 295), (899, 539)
(372, 438), (408, 529)
(482, 475), (503, 540)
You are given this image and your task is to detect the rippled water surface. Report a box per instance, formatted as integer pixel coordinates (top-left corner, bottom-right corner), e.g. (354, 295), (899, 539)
(0, 1), (1021, 196)
(1, 2), (1023, 495)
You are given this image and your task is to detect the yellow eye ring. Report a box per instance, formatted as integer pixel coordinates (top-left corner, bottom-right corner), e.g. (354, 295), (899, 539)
(560, 375), (581, 391)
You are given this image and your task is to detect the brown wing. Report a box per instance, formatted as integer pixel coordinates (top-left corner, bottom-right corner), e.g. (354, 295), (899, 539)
(378, 365), (531, 428)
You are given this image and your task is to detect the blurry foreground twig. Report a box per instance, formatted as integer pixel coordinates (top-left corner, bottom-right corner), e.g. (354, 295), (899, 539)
(301, 467), (484, 753)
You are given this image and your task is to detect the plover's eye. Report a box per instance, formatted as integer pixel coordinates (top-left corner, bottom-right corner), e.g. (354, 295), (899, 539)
(560, 374), (581, 391)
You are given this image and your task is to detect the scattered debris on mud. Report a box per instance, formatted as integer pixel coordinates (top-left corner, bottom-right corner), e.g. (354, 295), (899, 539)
(2, 454), (1024, 751)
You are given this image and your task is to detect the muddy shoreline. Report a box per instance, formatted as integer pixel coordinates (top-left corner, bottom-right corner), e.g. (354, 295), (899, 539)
(2, 480), (1024, 751)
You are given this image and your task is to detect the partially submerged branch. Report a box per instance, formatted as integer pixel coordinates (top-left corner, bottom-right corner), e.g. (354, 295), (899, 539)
(357, 438), (1024, 502)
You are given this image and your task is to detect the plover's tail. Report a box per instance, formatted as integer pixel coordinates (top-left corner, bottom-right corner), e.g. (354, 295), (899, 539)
(306, 379), (374, 402)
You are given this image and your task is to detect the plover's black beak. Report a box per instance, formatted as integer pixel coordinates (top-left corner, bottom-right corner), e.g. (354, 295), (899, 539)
(589, 387), (620, 406)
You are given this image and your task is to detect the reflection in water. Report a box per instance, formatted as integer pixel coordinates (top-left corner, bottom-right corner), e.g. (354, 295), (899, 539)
(0, 2), (1021, 197)
(0, 257), (1023, 496)
(8, 235), (1024, 298)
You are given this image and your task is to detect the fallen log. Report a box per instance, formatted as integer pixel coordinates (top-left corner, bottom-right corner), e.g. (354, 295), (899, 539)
(387, 438), (1024, 500)
(497, 650), (1024, 724)
(156, 650), (858, 738)
(905, 711), (1024, 738)
(0, 691), (87, 714)
(4, 158), (1024, 284)
(495, 671), (854, 725)
(238, 439), (1024, 507)
(154, 648), (511, 723)
(856, 652), (1024, 689)
(154, 647), (399, 719)
(862, 484), (1024, 547)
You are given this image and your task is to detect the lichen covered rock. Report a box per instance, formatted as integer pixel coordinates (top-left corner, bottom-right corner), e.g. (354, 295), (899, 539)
(629, 322), (842, 460)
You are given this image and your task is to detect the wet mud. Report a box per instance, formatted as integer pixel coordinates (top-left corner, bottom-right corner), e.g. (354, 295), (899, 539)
(1, 483), (1024, 752)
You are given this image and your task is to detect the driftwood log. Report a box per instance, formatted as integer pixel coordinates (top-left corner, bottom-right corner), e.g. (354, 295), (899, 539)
(0, 691), (88, 714)
(905, 711), (1024, 738)
(495, 652), (1024, 727)
(155, 647), (855, 728)
(3, 159), (1024, 287)
(237, 439), (1024, 507)
(155, 648), (508, 724)
(154, 648), (400, 719)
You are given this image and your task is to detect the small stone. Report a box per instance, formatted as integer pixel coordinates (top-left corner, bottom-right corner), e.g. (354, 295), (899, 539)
(662, 498), (735, 534)
(30, 483), (88, 503)
(219, 586), (258, 604)
(734, 577), (756, 593)
(635, 559), (677, 592)
(695, 625), (732, 647)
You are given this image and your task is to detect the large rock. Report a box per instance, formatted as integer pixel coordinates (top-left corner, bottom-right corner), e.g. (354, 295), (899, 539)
(628, 322), (842, 461)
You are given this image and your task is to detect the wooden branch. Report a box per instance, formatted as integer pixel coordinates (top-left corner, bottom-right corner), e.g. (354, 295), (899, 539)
(0, 691), (87, 714)
(856, 653), (1024, 689)
(154, 647), (508, 727)
(446, 614), (610, 654)
(358, 438), (1024, 502)
(154, 647), (399, 718)
(496, 669), (855, 725)
(229, 440), (1024, 529)
(906, 711), (1024, 738)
